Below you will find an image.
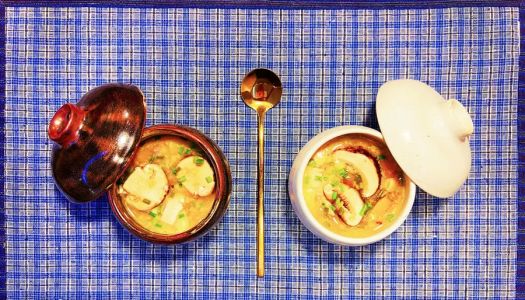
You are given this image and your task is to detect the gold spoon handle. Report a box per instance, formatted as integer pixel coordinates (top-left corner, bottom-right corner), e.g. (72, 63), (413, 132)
(256, 110), (266, 277)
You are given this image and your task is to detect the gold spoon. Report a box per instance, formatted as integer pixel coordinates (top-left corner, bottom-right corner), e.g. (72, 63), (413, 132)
(240, 69), (283, 277)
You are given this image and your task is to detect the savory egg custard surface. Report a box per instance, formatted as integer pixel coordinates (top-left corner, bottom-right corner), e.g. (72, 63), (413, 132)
(303, 134), (409, 238)
(117, 136), (216, 235)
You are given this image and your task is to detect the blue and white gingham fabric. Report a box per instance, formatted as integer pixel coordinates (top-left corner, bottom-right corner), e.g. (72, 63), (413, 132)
(4, 6), (518, 298)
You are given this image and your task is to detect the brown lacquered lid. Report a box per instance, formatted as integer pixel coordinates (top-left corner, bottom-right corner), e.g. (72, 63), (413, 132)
(48, 84), (146, 203)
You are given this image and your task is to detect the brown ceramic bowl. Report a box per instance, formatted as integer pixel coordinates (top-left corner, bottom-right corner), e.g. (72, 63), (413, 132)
(108, 124), (232, 244)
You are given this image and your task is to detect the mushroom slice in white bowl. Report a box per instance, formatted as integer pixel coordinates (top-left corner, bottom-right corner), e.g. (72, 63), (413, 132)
(121, 163), (169, 211)
(333, 150), (379, 198)
(176, 156), (215, 197)
(323, 184), (365, 226)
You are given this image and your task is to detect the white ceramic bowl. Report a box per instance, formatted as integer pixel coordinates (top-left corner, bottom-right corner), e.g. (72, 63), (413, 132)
(288, 125), (416, 246)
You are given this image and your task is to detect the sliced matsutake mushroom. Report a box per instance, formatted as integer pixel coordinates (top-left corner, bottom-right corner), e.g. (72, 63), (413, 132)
(333, 150), (379, 198)
(339, 188), (366, 226)
(323, 184), (353, 225)
(121, 164), (169, 211)
(323, 184), (365, 226)
(176, 156), (215, 197)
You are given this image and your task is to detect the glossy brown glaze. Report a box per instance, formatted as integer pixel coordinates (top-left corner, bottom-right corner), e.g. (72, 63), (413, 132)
(49, 84), (146, 203)
(49, 103), (87, 146)
(108, 125), (232, 244)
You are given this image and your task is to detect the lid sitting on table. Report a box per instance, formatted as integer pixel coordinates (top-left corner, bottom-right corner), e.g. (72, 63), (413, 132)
(48, 84), (146, 203)
(376, 79), (473, 198)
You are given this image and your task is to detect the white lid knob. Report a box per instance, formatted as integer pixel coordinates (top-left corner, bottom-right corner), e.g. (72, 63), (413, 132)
(445, 98), (474, 141)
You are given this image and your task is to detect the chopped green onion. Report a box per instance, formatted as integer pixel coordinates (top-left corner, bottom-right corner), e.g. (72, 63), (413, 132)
(178, 147), (184, 155)
(359, 202), (373, 216)
(178, 176), (187, 183)
(377, 154), (386, 160)
(154, 223), (162, 228)
(331, 191), (338, 200)
(178, 213), (185, 219)
(314, 175), (322, 181)
(150, 207), (160, 217)
(358, 205), (367, 216)
(206, 176), (213, 183)
(322, 202), (331, 209)
(339, 168), (349, 178)
(335, 199), (343, 209)
(386, 214), (395, 222)
(322, 202), (335, 212)
(142, 199), (151, 204)
(185, 148), (192, 155)
(148, 154), (164, 163)
(194, 157), (205, 166)
(171, 167), (180, 175)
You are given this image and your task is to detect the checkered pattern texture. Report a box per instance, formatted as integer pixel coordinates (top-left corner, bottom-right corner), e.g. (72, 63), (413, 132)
(3, 6), (518, 298)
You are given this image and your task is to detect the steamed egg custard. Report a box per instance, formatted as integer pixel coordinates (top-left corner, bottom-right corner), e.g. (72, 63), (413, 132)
(303, 134), (409, 238)
(117, 136), (216, 235)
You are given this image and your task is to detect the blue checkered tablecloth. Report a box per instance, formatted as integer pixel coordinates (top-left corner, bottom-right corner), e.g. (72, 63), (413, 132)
(2, 5), (518, 299)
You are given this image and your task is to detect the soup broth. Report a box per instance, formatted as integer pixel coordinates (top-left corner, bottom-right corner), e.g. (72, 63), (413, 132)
(303, 134), (409, 238)
(117, 136), (216, 235)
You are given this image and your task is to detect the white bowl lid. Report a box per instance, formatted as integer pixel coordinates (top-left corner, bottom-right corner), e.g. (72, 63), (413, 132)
(376, 79), (473, 198)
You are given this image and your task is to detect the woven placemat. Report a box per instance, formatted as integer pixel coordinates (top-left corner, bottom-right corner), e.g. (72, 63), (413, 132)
(2, 5), (519, 298)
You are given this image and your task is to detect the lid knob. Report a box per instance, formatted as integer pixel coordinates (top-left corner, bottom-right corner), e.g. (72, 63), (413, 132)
(48, 103), (86, 147)
(445, 99), (474, 141)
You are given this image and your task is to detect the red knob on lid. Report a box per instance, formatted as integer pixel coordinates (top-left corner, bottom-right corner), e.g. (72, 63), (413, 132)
(48, 103), (86, 147)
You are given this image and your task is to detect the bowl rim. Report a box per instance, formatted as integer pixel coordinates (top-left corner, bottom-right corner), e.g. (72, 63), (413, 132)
(108, 124), (232, 244)
(290, 125), (416, 246)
